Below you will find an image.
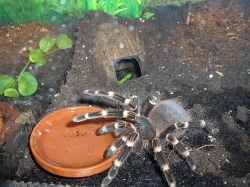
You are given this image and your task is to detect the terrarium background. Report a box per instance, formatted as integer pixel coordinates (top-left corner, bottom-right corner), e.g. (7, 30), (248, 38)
(0, 0), (204, 24)
(0, 0), (250, 187)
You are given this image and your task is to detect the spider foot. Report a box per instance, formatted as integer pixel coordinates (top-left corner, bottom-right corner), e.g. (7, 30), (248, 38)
(190, 120), (219, 135)
(101, 165), (119, 187)
(166, 135), (203, 176)
(152, 138), (177, 187)
(101, 132), (139, 186)
(184, 155), (203, 175)
(105, 138), (126, 157)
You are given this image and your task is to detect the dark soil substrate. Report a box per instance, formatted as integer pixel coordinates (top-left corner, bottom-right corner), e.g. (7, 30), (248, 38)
(0, 0), (250, 186)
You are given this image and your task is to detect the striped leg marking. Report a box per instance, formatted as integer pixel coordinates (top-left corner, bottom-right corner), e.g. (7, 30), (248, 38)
(105, 137), (127, 157)
(152, 138), (176, 187)
(97, 121), (129, 135)
(189, 120), (219, 135)
(84, 90), (137, 110)
(166, 135), (203, 175)
(142, 91), (161, 117)
(160, 122), (189, 138)
(73, 109), (137, 122)
(101, 132), (139, 187)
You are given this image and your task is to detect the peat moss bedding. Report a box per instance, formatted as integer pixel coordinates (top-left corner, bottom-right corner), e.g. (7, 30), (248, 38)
(1, 0), (250, 186)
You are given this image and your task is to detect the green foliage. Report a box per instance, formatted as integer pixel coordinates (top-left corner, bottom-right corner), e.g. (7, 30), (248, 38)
(97, 0), (127, 16)
(95, 0), (153, 19)
(17, 72), (38, 96)
(4, 88), (19, 98)
(0, 0), (153, 24)
(0, 75), (15, 95)
(117, 73), (133, 84)
(56, 34), (73, 50)
(87, 0), (98, 10)
(0, 0), (88, 24)
(143, 12), (154, 19)
(29, 49), (46, 66)
(0, 34), (73, 98)
(39, 36), (56, 53)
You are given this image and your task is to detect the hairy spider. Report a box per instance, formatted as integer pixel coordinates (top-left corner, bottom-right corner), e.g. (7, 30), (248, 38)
(73, 90), (214, 187)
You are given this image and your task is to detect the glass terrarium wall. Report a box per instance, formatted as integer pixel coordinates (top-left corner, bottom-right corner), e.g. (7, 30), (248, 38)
(0, 0), (87, 24)
(1, 0), (250, 187)
(0, 0), (204, 25)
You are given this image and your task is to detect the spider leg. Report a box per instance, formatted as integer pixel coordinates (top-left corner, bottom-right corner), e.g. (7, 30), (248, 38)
(160, 122), (189, 139)
(166, 134), (203, 175)
(105, 137), (126, 157)
(97, 120), (137, 157)
(152, 138), (176, 187)
(126, 94), (140, 114)
(84, 90), (137, 110)
(97, 121), (129, 135)
(101, 132), (139, 187)
(189, 120), (219, 135)
(141, 91), (161, 117)
(73, 109), (137, 122)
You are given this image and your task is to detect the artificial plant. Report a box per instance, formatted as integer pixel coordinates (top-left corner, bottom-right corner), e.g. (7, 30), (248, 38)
(0, 0), (153, 25)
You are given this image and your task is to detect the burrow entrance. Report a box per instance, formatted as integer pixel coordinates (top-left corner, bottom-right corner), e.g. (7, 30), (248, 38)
(114, 56), (142, 84)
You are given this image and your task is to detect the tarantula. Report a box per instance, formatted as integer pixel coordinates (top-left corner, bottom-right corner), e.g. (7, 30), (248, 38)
(73, 90), (214, 187)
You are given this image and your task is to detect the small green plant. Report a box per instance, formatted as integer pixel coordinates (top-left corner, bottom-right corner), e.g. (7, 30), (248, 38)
(97, 0), (127, 16)
(117, 72), (133, 84)
(95, 0), (153, 19)
(0, 34), (73, 98)
(143, 12), (154, 19)
(116, 0), (152, 19)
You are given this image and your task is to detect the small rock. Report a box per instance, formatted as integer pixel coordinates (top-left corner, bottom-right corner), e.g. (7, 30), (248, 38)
(221, 112), (236, 131)
(236, 106), (249, 123)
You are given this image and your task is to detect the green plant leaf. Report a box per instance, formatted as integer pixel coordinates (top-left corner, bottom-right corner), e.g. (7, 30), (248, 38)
(117, 73), (132, 84)
(0, 75), (15, 95)
(29, 49), (46, 66)
(143, 12), (154, 19)
(39, 36), (55, 53)
(116, 3), (125, 7)
(28, 46), (36, 52)
(4, 88), (19, 98)
(113, 8), (127, 15)
(17, 72), (38, 96)
(56, 34), (73, 49)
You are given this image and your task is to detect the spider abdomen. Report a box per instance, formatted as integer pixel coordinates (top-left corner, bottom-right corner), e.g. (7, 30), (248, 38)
(148, 99), (191, 135)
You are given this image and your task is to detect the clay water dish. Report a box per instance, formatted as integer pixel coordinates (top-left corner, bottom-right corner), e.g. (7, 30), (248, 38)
(30, 106), (118, 178)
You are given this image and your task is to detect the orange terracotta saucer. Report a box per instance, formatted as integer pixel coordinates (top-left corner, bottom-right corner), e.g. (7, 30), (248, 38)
(30, 106), (118, 178)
